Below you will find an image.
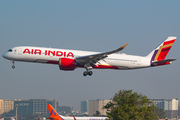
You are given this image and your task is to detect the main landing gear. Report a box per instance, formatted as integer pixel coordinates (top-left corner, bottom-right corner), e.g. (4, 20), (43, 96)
(83, 64), (93, 76)
(12, 61), (15, 69)
(83, 71), (93, 76)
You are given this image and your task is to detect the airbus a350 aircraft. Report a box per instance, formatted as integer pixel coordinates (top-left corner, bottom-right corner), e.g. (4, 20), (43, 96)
(2, 36), (176, 76)
(47, 104), (107, 120)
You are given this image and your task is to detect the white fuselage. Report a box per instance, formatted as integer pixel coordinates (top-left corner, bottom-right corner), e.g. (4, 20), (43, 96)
(3, 46), (151, 70)
(61, 116), (107, 120)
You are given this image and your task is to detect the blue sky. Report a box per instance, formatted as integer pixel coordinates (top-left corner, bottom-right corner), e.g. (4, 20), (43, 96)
(0, 0), (180, 111)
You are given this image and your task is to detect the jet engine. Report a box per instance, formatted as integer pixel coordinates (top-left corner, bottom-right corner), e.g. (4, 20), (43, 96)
(59, 58), (76, 71)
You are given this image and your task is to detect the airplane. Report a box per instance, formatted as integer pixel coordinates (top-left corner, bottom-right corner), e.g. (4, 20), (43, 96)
(2, 36), (176, 76)
(47, 104), (107, 120)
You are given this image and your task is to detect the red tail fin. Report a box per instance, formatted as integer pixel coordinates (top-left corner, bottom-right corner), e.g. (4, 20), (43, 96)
(47, 104), (64, 120)
(147, 36), (177, 66)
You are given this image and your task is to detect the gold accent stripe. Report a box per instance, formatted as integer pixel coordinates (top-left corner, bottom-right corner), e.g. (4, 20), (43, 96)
(154, 43), (173, 61)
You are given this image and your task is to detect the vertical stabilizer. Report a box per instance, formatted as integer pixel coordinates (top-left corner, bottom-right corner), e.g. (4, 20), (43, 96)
(47, 104), (64, 120)
(146, 36), (176, 66)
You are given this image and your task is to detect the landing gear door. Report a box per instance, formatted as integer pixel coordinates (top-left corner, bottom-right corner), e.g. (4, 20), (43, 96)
(18, 48), (22, 55)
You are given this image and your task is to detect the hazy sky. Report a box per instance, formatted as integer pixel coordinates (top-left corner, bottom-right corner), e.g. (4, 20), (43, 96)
(0, 1), (180, 111)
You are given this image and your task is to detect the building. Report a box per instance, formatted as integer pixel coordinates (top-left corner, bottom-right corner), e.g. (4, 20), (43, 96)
(151, 98), (178, 111)
(14, 99), (33, 116)
(89, 99), (110, 116)
(32, 99), (58, 114)
(14, 99), (58, 116)
(178, 105), (180, 118)
(150, 98), (178, 119)
(58, 106), (73, 114)
(0, 99), (14, 115)
(81, 100), (89, 113)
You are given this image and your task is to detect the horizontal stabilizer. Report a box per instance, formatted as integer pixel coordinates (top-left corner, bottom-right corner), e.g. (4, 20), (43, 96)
(152, 59), (176, 64)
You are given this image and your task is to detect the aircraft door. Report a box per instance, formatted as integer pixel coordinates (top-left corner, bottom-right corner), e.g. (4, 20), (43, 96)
(137, 58), (141, 65)
(18, 48), (22, 55)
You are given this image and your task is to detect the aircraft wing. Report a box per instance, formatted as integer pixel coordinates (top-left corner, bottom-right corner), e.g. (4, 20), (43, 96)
(76, 43), (128, 65)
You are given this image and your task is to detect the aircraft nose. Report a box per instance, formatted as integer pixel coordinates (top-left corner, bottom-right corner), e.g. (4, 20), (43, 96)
(2, 52), (7, 59)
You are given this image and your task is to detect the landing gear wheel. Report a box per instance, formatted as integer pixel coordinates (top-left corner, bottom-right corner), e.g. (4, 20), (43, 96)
(12, 61), (15, 69)
(83, 71), (88, 76)
(83, 71), (93, 76)
(88, 71), (93, 76)
(12, 65), (15, 69)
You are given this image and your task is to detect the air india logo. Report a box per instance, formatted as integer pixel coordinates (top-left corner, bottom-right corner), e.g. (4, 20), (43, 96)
(50, 110), (57, 116)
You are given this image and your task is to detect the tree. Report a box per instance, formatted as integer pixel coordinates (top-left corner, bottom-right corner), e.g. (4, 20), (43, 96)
(0, 110), (14, 118)
(103, 89), (158, 120)
(94, 111), (101, 116)
(154, 107), (166, 119)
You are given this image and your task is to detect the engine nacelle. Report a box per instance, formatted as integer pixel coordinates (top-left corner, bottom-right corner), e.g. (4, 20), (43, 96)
(59, 58), (76, 71)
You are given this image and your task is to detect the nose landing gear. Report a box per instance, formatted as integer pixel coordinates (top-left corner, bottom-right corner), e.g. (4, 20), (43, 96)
(12, 61), (15, 69)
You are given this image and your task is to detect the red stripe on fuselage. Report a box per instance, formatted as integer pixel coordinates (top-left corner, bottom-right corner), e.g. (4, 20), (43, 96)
(46, 61), (59, 64)
(46, 61), (119, 70)
(94, 65), (119, 69)
(77, 64), (119, 69)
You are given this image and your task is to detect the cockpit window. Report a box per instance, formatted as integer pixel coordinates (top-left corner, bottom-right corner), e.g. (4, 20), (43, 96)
(8, 49), (13, 52)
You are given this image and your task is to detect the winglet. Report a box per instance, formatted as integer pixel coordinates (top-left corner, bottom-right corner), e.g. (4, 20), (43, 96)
(107, 43), (129, 55)
(118, 43), (129, 51)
